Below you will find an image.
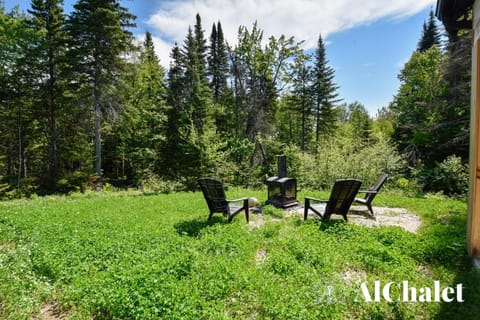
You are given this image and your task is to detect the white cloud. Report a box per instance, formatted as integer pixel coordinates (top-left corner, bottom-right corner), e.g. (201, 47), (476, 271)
(146, 0), (436, 67)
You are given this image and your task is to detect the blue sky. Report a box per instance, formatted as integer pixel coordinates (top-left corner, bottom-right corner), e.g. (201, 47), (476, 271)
(4, 0), (438, 115)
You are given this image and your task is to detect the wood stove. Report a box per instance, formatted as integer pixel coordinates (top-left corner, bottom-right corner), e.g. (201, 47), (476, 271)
(266, 155), (298, 208)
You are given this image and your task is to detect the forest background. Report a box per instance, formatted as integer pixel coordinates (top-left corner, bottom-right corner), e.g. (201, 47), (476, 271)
(0, 0), (472, 198)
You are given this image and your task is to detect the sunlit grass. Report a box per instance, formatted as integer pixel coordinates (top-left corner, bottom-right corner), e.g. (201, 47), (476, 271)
(0, 190), (478, 319)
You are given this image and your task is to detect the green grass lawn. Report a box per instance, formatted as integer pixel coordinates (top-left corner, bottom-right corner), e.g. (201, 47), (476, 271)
(0, 189), (479, 319)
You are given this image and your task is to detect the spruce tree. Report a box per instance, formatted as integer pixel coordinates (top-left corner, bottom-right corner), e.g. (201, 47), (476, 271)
(119, 31), (169, 182)
(311, 34), (340, 144)
(208, 21), (231, 133)
(27, 0), (68, 191)
(164, 44), (182, 175)
(182, 15), (211, 136)
(67, 0), (135, 180)
(208, 21), (229, 103)
(417, 9), (442, 52)
(193, 13), (207, 80)
(288, 52), (314, 150)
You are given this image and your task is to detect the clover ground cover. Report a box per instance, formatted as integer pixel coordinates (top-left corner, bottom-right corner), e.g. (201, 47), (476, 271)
(0, 190), (478, 319)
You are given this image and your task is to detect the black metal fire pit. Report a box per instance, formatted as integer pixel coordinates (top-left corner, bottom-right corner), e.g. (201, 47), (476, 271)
(265, 155), (298, 208)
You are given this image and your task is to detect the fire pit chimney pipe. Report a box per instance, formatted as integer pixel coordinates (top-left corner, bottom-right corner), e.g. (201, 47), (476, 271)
(278, 155), (287, 178)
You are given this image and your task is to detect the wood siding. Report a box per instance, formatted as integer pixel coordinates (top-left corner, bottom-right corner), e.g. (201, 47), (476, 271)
(468, 0), (480, 257)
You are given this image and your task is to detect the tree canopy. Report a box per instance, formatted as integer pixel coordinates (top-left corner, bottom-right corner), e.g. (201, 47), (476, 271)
(0, 6), (469, 197)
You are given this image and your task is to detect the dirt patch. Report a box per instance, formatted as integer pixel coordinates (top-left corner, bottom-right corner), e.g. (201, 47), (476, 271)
(300, 205), (421, 233)
(255, 249), (268, 265)
(248, 205), (421, 233)
(342, 269), (367, 285)
(248, 209), (265, 228)
(347, 206), (421, 233)
(0, 242), (15, 251)
(33, 303), (67, 320)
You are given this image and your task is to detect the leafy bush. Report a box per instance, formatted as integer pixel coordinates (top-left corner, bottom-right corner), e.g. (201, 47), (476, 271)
(298, 135), (404, 190)
(430, 155), (468, 196)
(138, 173), (184, 194)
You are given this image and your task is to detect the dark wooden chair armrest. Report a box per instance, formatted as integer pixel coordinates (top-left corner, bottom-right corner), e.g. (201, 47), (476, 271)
(358, 190), (378, 194)
(227, 197), (249, 203)
(304, 196), (328, 203)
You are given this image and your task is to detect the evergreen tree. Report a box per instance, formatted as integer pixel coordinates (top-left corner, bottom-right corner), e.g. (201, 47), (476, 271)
(27, 0), (68, 192)
(208, 21), (230, 103)
(311, 34), (340, 144)
(118, 31), (169, 183)
(208, 21), (231, 133)
(0, 7), (53, 194)
(417, 9), (442, 52)
(67, 0), (135, 181)
(182, 19), (211, 136)
(347, 102), (372, 144)
(281, 51), (314, 150)
(193, 13), (207, 81)
(164, 43), (186, 179)
(439, 30), (471, 160)
(165, 41), (203, 188)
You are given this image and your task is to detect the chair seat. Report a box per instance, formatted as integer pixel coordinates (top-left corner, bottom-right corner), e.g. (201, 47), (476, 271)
(228, 204), (244, 214)
(307, 203), (327, 218)
(354, 197), (367, 205)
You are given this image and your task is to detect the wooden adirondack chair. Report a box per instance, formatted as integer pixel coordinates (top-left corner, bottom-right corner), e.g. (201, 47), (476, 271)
(198, 178), (249, 223)
(304, 179), (362, 221)
(354, 173), (388, 215)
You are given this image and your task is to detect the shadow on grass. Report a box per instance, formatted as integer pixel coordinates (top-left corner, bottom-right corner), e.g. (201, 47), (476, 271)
(317, 219), (345, 231)
(174, 216), (224, 237)
(349, 209), (376, 220)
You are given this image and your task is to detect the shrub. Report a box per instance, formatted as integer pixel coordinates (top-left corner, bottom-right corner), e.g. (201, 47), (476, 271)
(431, 155), (468, 196)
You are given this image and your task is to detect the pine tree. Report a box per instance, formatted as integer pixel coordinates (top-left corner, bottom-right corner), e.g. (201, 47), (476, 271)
(207, 21), (231, 133)
(347, 102), (372, 144)
(311, 34), (340, 144)
(164, 43), (192, 180)
(287, 52), (314, 150)
(27, 0), (68, 192)
(193, 13), (207, 81)
(417, 9), (442, 52)
(208, 21), (230, 103)
(0, 9), (41, 191)
(119, 31), (169, 182)
(67, 0), (135, 181)
(182, 15), (211, 136)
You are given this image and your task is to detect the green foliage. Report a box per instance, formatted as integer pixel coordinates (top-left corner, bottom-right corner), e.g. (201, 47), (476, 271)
(417, 155), (469, 196)
(0, 9), (468, 198)
(0, 192), (476, 319)
(299, 132), (404, 190)
(262, 205), (285, 219)
(392, 46), (446, 165)
(312, 34), (341, 141)
(389, 16), (471, 194)
(67, 0), (136, 177)
(417, 9), (442, 53)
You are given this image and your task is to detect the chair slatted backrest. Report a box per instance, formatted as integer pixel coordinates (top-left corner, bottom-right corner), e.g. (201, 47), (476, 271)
(364, 173), (388, 203)
(198, 178), (228, 214)
(324, 179), (362, 219)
